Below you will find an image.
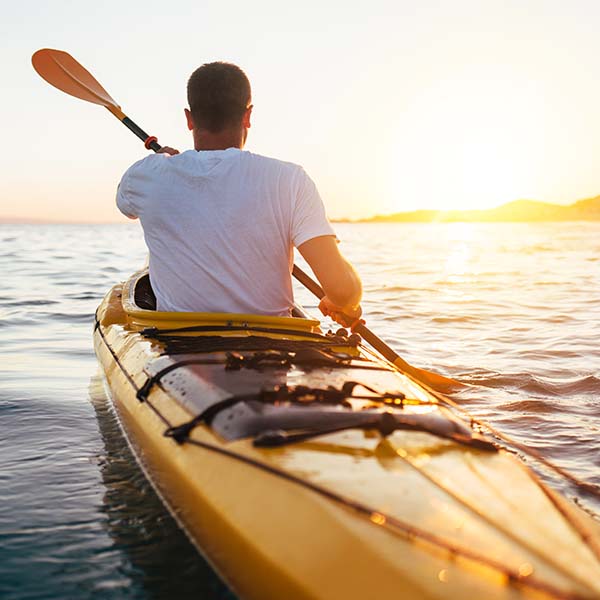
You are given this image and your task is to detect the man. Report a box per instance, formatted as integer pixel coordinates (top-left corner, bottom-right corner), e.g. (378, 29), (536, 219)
(117, 61), (362, 326)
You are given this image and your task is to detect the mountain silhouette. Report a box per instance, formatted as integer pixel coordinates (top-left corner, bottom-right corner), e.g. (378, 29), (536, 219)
(362, 196), (600, 223)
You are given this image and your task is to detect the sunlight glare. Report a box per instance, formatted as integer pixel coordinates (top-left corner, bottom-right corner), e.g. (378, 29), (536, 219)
(389, 69), (550, 212)
(439, 224), (479, 305)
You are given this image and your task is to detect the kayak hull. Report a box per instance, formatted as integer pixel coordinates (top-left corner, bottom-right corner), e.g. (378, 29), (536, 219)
(94, 272), (600, 600)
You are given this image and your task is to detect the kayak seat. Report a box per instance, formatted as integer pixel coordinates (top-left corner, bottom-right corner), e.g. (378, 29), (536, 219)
(134, 273), (157, 310)
(132, 272), (308, 318)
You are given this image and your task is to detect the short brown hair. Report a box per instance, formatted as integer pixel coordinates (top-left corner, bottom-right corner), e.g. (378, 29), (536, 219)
(187, 62), (251, 133)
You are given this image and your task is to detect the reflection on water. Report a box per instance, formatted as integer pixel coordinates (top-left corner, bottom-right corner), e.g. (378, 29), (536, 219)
(0, 222), (599, 598)
(442, 223), (474, 284)
(89, 375), (235, 600)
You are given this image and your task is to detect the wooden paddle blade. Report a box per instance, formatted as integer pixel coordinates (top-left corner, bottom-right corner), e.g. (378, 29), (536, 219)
(391, 357), (463, 393)
(355, 322), (464, 392)
(32, 49), (120, 111)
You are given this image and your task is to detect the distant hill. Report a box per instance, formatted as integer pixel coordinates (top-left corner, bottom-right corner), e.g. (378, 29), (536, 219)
(4, 196), (600, 225)
(0, 217), (123, 225)
(361, 196), (600, 223)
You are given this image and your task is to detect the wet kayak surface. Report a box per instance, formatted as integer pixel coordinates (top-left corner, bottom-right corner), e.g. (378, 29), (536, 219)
(1, 221), (598, 599)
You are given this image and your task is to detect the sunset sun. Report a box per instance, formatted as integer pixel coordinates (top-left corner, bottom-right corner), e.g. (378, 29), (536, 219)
(389, 69), (560, 213)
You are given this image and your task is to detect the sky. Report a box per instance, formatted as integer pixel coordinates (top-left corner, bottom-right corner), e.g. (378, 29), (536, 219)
(2, 0), (600, 221)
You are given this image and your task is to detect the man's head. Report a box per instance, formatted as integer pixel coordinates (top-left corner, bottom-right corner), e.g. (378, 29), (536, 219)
(185, 62), (252, 148)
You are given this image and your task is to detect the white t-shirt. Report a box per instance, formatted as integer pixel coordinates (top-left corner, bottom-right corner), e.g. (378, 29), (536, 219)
(116, 148), (335, 315)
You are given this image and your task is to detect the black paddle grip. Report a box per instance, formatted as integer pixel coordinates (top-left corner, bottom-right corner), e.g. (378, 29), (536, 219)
(121, 117), (161, 152)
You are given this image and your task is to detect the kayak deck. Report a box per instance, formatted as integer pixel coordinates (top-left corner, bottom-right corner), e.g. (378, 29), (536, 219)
(93, 271), (600, 600)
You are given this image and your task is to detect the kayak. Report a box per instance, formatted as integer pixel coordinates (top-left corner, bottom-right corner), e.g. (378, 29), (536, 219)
(94, 269), (600, 600)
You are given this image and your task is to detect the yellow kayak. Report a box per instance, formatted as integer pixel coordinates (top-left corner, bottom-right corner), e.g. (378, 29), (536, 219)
(94, 270), (600, 600)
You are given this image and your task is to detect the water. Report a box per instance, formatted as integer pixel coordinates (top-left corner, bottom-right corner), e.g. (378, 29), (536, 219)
(1, 222), (598, 598)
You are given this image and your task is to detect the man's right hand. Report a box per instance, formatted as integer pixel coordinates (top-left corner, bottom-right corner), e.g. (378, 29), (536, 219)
(298, 236), (363, 327)
(319, 296), (363, 328)
(157, 146), (180, 156)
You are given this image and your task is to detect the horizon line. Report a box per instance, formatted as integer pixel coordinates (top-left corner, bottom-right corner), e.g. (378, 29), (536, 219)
(1, 194), (597, 225)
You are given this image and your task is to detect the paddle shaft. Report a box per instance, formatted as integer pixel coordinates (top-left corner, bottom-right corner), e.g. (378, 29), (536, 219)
(120, 116), (162, 151)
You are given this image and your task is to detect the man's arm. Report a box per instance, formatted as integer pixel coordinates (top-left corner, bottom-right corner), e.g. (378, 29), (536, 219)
(297, 235), (363, 326)
(116, 147), (180, 220)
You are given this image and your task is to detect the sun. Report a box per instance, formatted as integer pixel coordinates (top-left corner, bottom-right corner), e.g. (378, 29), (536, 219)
(388, 70), (550, 213)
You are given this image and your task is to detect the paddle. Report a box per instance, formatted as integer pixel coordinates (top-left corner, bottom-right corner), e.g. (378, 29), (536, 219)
(32, 48), (161, 151)
(32, 48), (462, 393)
(292, 266), (461, 392)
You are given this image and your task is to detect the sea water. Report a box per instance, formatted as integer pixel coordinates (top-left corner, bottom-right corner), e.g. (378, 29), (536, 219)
(1, 222), (598, 599)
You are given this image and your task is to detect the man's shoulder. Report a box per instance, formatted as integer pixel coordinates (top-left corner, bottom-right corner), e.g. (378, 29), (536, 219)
(122, 151), (175, 180)
(241, 151), (306, 177)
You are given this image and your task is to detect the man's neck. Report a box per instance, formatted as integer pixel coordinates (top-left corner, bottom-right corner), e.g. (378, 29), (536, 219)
(193, 128), (245, 151)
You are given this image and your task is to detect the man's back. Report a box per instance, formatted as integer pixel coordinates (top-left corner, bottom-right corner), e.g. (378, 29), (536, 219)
(117, 148), (334, 314)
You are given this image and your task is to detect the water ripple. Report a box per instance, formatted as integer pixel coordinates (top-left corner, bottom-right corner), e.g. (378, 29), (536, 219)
(1, 221), (599, 599)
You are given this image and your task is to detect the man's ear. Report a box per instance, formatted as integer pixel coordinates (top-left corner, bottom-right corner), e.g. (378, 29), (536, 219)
(242, 105), (253, 129)
(185, 108), (194, 131)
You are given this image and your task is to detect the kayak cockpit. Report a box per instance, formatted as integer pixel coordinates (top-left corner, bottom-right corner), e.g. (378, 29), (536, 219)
(133, 271), (158, 310)
(97, 271), (490, 451)
(121, 269), (321, 332)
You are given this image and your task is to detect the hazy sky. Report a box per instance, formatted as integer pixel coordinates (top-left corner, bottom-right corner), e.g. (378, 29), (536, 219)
(3, 0), (600, 221)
